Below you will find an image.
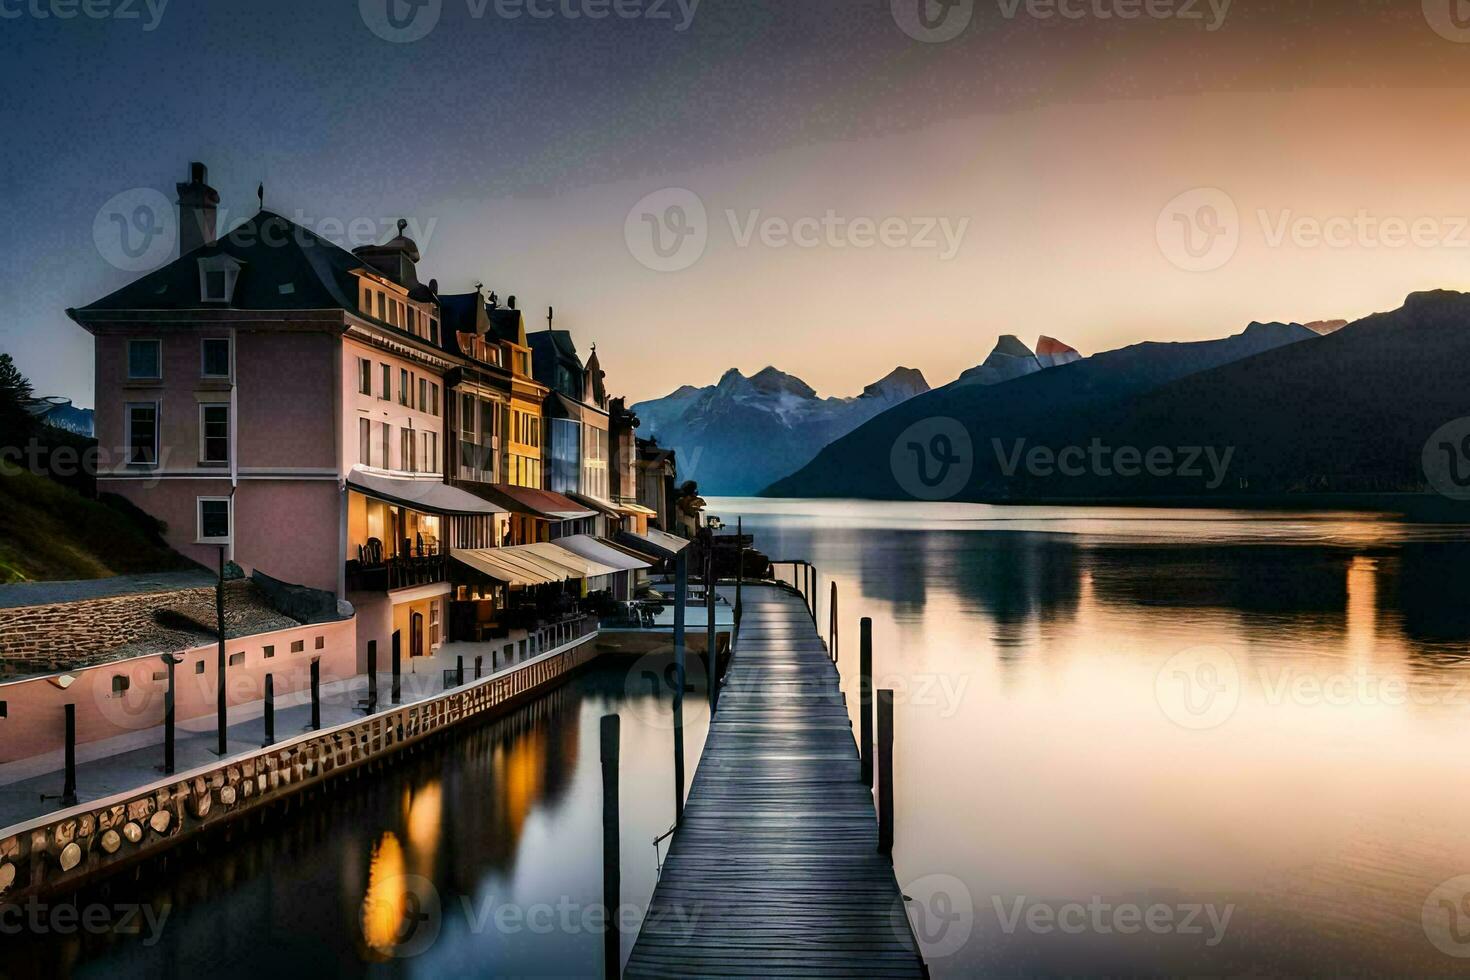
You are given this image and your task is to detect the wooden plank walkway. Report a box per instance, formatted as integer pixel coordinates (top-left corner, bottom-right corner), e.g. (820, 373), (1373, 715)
(625, 584), (926, 978)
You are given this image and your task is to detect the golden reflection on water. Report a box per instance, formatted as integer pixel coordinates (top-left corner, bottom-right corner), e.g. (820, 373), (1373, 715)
(360, 832), (408, 958)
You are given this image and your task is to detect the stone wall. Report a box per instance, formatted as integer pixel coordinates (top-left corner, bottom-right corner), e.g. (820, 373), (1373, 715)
(0, 582), (298, 679)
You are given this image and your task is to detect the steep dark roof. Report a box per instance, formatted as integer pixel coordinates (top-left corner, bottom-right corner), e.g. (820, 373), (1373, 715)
(75, 210), (365, 314)
(486, 307), (526, 346)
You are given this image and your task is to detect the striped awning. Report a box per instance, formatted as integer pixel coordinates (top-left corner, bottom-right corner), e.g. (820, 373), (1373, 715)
(555, 535), (652, 573)
(348, 467), (506, 517)
(453, 545), (573, 586)
(520, 541), (621, 578)
(616, 528), (691, 560)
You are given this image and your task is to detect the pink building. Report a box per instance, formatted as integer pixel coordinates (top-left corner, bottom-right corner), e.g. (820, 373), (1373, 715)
(70, 164), (504, 670)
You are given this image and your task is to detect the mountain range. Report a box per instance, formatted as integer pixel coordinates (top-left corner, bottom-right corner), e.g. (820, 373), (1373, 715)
(764, 319), (1323, 498)
(632, 366), (932, 495)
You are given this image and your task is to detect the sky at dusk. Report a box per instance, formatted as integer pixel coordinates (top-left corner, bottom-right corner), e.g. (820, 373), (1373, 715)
(6, 0), (1470, 407)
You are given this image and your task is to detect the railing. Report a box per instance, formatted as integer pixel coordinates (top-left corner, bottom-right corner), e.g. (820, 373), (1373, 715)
(345, 553), (448, 592)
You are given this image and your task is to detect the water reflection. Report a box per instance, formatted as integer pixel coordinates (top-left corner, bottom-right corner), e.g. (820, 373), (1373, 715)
(715, 498), (1470, 977)
(6, 661), (704, 980)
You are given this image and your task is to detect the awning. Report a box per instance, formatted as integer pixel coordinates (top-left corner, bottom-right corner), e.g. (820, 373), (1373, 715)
(615, 502), (658, 517)
(348, 467), (506, 517)
(472, 484), (598, 521)
(521, 541), (623, 578)
(569, 492), (621, 518)
(556, 535), (652, 573)
(616, 528), (691, 559)
(452, 544), (579, 586)
(545, 391), (584, 421)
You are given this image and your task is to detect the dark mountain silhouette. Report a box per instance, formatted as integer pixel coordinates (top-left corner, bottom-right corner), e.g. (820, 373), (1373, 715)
(764, 319), (1321, 498)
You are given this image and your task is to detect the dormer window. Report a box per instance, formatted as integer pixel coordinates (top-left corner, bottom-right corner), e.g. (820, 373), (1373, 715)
(197, 255), (242, 304)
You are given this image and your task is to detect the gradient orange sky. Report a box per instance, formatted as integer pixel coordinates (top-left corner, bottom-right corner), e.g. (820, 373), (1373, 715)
(8, 1), (1470, 405)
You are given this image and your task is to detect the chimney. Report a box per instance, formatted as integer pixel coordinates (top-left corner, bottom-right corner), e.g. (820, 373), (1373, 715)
(176, 162), (220, 256)
(507, 295), (517, 310)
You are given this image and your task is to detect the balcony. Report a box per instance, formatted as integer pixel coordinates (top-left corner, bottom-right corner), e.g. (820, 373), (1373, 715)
(346, 551), (448, 592)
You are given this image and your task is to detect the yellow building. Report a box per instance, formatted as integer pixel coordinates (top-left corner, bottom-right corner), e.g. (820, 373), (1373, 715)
(488, 299), (547, 544)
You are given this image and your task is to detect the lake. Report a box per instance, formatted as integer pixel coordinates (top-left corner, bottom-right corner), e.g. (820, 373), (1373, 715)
(712, 498), (1470, 977)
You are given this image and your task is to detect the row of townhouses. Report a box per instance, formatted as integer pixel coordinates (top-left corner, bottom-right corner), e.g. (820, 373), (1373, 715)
(65, 162), (691, 684)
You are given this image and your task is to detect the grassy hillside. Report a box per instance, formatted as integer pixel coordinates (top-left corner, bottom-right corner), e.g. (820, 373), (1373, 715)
(0, 467), (194, 583)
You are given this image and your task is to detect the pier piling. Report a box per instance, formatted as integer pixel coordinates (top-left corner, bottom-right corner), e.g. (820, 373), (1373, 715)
(877, 688), (894, 855)
(366, 640), (378, 714)
(263, 674), (275, 747)
(860, 618), (873, 788)
(61, 703), (77, 807)
(601, 714), (621, 980)
(309, 659), (321, 731)
(673, 548), (688, 826)
(391, 630), (402, 704)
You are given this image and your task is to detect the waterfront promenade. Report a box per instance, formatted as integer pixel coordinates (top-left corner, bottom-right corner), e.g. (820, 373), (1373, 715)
(625, 583), (926, 978)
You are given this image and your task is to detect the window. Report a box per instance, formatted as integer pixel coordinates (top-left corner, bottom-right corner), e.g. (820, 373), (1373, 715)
(407, 307), (418, 336)
(430, 383), (440, 417)
(418, 378), (428, 413)
(111, 675), (130, 695)
(0, 701), (7, 718)
(228, 652), (245, 667)
(195, 661), (206, 675)
(315, 636), (325, 650)
(380, 363), (390, 400)
(197, 255), (241, 303)
(200, 404), (229, 464)
(201, 338), (231, 378)
(401, 428), (416, 473)
(358, 358), (372, 395)
(381, 423), (392, 469)
(127, 340), (161, 380)
(359, 418), (372, 466)
(291, 640), (305, 653)
(198, 497), (231, 543)
(399, 368), (409, 406)
(263, 645), (275, 659)
(376, 292), (386, 321)
(430, 318), (439, 345)
(423, 431), (437, 473)
(126, 402), (159, 466)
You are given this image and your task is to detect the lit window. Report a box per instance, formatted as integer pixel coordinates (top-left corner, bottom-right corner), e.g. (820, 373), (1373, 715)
(201, 338), (231, 378)
(127, 340), (161, 380)
(198, 497), (231, 543)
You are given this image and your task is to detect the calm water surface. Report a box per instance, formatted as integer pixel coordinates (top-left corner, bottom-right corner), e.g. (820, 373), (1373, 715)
(11, 662), (708, 979)
(712, 498), (1470, 977)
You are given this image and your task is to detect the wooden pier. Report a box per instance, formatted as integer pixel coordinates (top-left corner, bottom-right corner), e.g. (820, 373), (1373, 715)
(625, 583), (926, 978)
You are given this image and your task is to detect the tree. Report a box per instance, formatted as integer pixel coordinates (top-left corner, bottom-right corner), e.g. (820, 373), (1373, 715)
(0, 352), (37, 445)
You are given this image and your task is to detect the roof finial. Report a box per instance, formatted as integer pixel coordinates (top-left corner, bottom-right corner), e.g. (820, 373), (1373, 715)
(548, 305), (554, 328)
(257, 183), (264, 210)
(396, 218), (408, 236)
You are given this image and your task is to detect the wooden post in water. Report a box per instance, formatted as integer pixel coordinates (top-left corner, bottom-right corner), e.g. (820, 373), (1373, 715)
(734, 517), (743, 630)
(309, 659), (321, 731)
(216, 547), (228, 756)
(366, 640), (378, 715)
(391, 629), (402, 704)
(62, 703), (77, 807)
(829, 581), (839, 664)
(860, 618), (874, 788)
(162, 653), (181, 774)
(456, 655), (465, 687)
(672, 549), (687, 826)
(263, 673), (275, 747)
(600, 714), (621, 980)
(706, 541), (717, 714)
(877, 689), (894, 855)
